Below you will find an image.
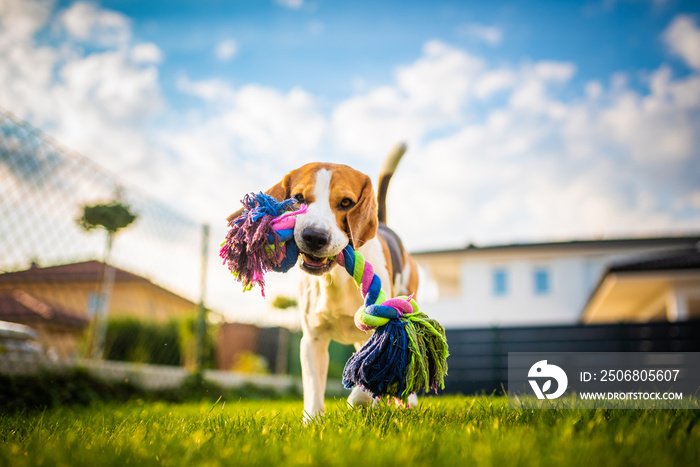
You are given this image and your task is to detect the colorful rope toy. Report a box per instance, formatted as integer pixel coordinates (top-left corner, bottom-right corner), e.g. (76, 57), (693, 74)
(220, 192), (448, 401)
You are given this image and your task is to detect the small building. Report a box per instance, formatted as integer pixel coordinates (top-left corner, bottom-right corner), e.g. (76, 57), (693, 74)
(0, 261), (197, 322)
(413, 236), (700, 328)
(0, 290), (88, 359)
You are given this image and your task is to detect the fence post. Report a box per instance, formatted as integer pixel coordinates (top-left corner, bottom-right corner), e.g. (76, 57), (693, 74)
(195, 224), (210, 372)
(91, 232), (116, 360)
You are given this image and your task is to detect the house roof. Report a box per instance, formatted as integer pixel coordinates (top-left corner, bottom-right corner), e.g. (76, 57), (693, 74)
(0, 260), (146, 284)
(0, 290), (89, 329)
(412, 235), (700, 256)
(0, 261), (196, 306)
(608, 250), (700, 273)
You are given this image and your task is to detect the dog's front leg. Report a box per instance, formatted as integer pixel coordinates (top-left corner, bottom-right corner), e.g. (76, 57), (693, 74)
(300, 333), (330, 422)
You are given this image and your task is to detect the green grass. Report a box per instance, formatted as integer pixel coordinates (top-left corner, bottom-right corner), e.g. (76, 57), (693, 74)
(1, 395), (698, 466)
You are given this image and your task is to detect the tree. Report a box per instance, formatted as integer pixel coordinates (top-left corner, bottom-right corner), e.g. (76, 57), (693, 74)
(272, 295), (298, 310)
(77, 198), (137, 359)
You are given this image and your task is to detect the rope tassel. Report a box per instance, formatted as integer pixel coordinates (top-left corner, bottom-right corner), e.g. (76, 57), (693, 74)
(220, 192), (448, 400)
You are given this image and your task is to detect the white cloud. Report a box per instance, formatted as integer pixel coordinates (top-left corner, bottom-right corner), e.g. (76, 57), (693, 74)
(474, 69), (518, 98)
(333, 41), (485, 156)
(597, 65), (699, 166)
(397, 40), (485, 114)
(231, 85), (326, 156)
(664, 14), (700, 70)
(0, 31), (59, 123)
(329, 29), (700, 250)
(275, 0), (304, 10)
(175, 78), (326, 166)
(505, 62), (576, 119)
(0, 0), (165, 186)
(130, 42), (163, 64)
(332, 85), (426, 157)
(58, 1), (131, 47)
(52, 50), (162, 164)
(585, 81), (603, 99)
(533, 61), (577, 81)
(215, 38), (238, 61)
(177, 75), (236, 102)
(0, 0), (53, 44)
(458, 23), (503, 46)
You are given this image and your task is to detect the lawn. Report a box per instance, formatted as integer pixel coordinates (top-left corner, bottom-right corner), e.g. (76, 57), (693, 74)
(1, 395), (698, 466)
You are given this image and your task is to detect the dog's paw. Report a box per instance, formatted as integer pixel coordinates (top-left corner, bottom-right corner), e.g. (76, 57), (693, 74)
(347, 386), (374, 407)
(302, 409), (324, 425)
(390, 393), (418, 408)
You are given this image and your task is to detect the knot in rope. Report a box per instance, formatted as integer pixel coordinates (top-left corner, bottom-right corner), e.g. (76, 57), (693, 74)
(219, 192), (305, 296)
(335, 246), (417, 331)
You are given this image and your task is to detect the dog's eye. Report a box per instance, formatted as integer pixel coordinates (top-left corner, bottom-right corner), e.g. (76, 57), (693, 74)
(294, 193), (305, 203)
(339, 198), (355, 209)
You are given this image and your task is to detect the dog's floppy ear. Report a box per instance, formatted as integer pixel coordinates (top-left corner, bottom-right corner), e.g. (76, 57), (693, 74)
(346, 174), (378, 249)
(226, 174), (292, 223)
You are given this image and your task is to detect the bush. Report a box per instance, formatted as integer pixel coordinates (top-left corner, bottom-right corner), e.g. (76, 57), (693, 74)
(104, 318), (181, 365)
(0, 369), (140, 412)
(103, 317), (217, 368)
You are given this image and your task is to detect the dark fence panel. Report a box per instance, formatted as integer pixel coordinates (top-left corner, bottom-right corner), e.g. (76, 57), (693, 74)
(442, 320), (700, 395)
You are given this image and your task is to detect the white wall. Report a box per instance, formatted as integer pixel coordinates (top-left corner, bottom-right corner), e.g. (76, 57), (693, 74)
(421, 243), (690, 329)
(458, 257), (592, 326)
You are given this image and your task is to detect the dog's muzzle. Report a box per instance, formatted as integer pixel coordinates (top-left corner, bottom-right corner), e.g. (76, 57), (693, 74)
(298, 227), (336, 275)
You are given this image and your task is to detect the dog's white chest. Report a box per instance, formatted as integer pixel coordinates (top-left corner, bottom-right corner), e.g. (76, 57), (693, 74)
(298, 237), (391, 346)
(299, 266), (369, 345)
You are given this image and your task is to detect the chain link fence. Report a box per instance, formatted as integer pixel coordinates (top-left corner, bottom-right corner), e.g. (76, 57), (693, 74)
(0, 106), (210, 372)
(0, 108), (354, 396)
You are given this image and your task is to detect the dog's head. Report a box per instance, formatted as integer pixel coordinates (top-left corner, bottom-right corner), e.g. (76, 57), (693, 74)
(227, 163), (378, 275)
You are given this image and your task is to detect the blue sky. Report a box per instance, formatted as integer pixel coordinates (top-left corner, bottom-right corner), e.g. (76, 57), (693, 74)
(2, 0), (700, 253)
(86, 0), (698, 101)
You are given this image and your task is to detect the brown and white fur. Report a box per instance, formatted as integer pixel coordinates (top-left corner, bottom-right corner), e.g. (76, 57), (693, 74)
(227, 144), (419, 421)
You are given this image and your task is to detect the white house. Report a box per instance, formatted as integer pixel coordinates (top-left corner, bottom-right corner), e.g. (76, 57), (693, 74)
(413, 236), (700, 329)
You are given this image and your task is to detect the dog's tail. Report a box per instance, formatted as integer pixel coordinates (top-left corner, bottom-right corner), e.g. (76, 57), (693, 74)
(377, 142), (407, 224)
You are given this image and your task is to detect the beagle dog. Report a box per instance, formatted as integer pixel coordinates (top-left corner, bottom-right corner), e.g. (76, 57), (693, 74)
(228, 144), (419, 420)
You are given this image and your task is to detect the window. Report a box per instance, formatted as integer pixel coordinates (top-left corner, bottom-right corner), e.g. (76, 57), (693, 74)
(86, 293), (99, 316)
(533, 268), (550, 295)
(493, 269), (508, 296)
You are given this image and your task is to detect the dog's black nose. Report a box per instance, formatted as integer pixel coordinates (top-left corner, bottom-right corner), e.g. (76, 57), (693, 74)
(302, 228), (330, 251)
